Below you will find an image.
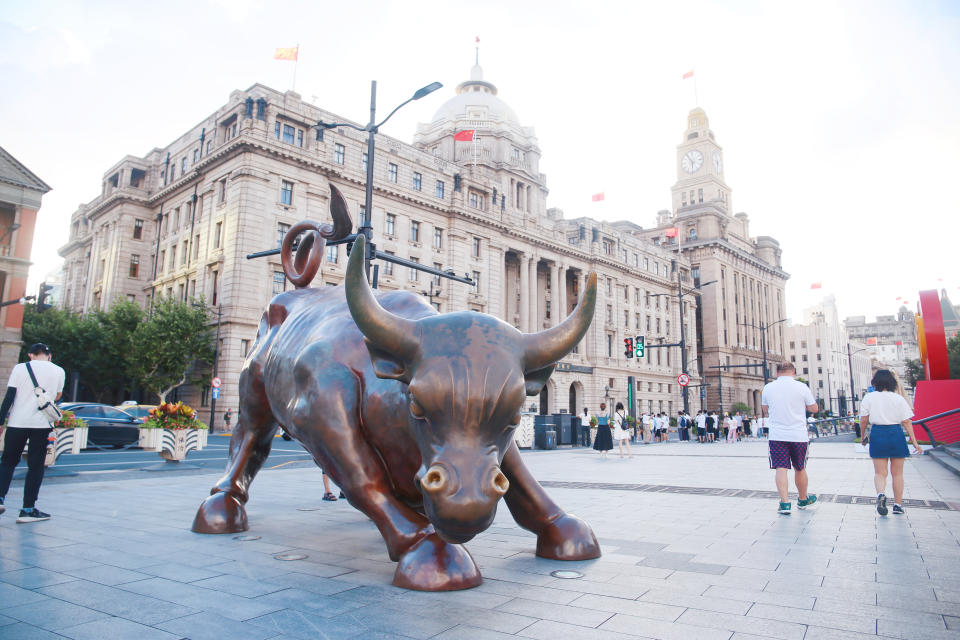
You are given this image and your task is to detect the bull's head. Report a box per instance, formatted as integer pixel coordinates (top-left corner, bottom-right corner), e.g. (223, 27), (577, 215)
(345, 236), (596, 543)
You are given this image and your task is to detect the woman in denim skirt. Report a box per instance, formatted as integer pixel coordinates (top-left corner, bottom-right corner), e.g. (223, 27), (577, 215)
(859, 370), (923, 516)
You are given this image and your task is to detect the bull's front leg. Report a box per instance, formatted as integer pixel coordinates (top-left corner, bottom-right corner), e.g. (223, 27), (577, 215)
(501, 442), (601, 560)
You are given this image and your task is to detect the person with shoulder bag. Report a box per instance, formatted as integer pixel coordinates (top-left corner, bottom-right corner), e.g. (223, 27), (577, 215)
(0, 343), (65, 523)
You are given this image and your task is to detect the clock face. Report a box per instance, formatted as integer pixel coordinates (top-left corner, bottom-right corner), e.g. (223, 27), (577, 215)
(681, 150), (703, 174)
(713, 152), (722, 173)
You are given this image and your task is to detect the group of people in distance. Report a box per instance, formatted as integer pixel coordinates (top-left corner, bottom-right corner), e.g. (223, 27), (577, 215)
(585, 361), (923, 518)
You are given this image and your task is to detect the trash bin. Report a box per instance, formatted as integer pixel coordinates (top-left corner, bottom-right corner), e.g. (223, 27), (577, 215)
(552, 413), (573, 445)
(534, 422), (558, 449)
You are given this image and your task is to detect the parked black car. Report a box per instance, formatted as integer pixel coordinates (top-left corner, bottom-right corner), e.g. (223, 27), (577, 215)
(59, 402), (140, 448)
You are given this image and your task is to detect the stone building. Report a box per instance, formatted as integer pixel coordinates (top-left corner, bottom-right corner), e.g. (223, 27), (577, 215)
(634, 108), (789, 414)
(0, 146), (50, 382)
(784, 296), (873, 415)
(58, 67), (698, 427)
(844, 306), (919, 383)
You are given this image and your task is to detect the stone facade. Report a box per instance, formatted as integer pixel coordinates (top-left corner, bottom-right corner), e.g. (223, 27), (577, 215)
(784, 296), (873, 415)
(844, 306), (920, 383)
(58, 69), (698, 428)
(0, 146), (50, 383)
(635, 108), (789, 414)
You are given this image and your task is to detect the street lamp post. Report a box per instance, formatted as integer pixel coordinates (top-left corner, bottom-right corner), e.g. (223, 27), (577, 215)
(651, 279), (716, 415)
(842, 343), (869, 416)
(317, 80), (443, 283)
(740, 317), (789, 384)
(210, 304), (222, 430)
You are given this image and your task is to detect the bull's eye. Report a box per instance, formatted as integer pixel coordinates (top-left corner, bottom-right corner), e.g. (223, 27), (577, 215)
(410, 398), (426, 419)
(509, 413), (521, 426)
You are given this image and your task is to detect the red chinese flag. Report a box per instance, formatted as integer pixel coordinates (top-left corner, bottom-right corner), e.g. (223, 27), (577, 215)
(896, 341), (903, 346)
(274, 47), (299, 61)
(810, 282), (822, 290)
(476, 36), (480, 43)
(664, 227), (679, 238)
(682, 70), (694, 80)
(866, 337), (877, 345)
(453, 130), (475, 141)
(592, 192), (605, 202)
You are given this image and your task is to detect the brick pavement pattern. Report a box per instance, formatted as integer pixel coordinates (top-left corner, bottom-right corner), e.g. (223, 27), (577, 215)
(1, 441), (959, 639)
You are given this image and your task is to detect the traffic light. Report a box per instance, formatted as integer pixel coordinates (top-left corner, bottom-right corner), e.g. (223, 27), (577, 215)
(635, 335), (645, 358)
(37, 282), (53, 312)
(623, 337), (634, 358)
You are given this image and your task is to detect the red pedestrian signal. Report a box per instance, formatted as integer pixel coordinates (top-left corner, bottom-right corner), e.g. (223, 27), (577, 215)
(624, 337), (634, 358)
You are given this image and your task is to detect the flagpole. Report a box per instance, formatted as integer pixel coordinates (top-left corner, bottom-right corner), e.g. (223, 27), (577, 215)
(292, 43), (300, 92)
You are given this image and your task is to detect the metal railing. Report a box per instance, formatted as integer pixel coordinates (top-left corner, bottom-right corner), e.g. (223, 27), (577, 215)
(912, 408), (960, 447)
(809, 417), (858, 437)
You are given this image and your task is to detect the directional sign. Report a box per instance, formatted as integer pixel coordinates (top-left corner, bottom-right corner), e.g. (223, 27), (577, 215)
(211, 377), (222, 388)
(212, 387), (221, 400)
(677, 373), (690, 387)
(700, 386), (707, 400)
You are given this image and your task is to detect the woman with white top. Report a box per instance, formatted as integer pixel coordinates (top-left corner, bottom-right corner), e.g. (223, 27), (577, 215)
(859, 369), (922, 516)
(613, 402), (632, 458)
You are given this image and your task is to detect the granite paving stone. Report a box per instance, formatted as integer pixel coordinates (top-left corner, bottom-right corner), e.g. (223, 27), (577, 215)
(1, 441), (958, 639)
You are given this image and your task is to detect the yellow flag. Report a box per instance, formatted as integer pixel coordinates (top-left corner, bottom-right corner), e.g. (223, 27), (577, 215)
(274, 47), (298, 61)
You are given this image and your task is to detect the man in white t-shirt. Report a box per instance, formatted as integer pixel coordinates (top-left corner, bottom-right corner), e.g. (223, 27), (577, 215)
(0, 343), (65, 523)
(761, 361), (819, 515)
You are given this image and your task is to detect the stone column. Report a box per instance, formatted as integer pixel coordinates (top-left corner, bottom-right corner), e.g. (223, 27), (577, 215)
(549, 261), (559, 326)
(528, 257), (538, 332)
(558, 264), (567, 317)
(519, 254), (529, 331)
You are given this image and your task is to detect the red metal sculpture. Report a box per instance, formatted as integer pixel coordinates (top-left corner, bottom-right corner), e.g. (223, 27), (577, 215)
(913, 289), (960, 443)
(192, 188), (601, 590)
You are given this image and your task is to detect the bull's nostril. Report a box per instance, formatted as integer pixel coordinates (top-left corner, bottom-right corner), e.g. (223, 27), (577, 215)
(421, 466), (447, 494)
(491, 469), (510, 496)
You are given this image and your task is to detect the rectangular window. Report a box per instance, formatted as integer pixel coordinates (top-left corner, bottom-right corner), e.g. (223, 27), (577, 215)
(193, 149), (199, 164)
(413, 172), (422, 191)
(276, 222), (290, 248)
(241, 339), (251, 357)
(433, 228), (443, 250)
(189, 279), (196, 298)
(282, 124), (295, 144)
(410, 220), (420, 243)
(214, 221), (222, 249)
(409, 256), (420, 282)
(472, 271), (480, 294)
(182, 240), (189, 265)
(698, 188), (703, 203)
(362, 152), (368, 173)
(275, 121), (281, 139)
(334, 143), (345, 164)
(606, 334), (612, 358)
(385, 213), (396, 236)
(159, 250), (165, 273)
(383, 251), (394, 276)
(433, 263), (443, 286)
(472, 237), (481, 257)
(211, 270), (219, 306)
(218, 179), (227, 204)
(296, 129), (303, 147)
(469, 192), (481, 208)
(193, 235), (200, 260)
(388, 163), (398, 183)
(280, 180), (293, 206)
(206, 140), (213, 154)
(436, 180), (445, 199)
(129, 254), (140, 278)
(326, 244), (338, 264)
(181, 157), (187, 174)
(133, 219), (144, 239)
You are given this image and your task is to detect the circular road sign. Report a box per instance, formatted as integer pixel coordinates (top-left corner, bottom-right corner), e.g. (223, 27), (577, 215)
(677, 373), (690, 387)
(211, 377), (222, 388)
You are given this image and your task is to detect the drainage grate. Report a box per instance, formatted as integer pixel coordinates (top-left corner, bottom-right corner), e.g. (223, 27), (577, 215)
(540, 481), (954, 511)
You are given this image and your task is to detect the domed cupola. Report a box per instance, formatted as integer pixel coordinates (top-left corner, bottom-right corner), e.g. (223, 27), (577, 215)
(414, 64), (540, 177)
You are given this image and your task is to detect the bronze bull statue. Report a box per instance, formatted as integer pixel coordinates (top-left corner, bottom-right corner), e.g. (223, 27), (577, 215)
(193, 209), (600, 591)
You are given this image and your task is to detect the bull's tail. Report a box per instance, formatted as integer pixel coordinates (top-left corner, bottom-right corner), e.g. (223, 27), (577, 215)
(280, 184), (353, 288)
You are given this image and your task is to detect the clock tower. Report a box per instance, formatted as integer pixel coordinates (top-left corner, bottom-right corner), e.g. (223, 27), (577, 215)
(671, 107), (731, 217)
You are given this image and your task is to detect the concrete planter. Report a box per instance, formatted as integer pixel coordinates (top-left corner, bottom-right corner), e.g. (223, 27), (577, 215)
(159, 428), (205, 461)
(43, 427), (89, 467)
(138, 428), (163, 451)
(514, 413), (535, 449)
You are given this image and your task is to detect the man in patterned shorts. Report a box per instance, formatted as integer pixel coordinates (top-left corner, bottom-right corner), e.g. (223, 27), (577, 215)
(761, 361), (820, 515)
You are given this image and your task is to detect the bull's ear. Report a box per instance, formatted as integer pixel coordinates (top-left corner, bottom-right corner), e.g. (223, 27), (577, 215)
(524, 364), (555, 396)
(365, 340), (411, 383)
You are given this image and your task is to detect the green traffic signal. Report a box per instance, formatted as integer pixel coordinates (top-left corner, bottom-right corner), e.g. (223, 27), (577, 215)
(634, 335), (645, 358)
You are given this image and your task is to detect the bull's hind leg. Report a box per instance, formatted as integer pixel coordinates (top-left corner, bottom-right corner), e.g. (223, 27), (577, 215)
(501, 442), (601, 560)
(192, 379), (277, 534)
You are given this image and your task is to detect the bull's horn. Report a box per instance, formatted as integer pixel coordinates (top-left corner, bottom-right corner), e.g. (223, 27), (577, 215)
(345, 235), (419, 359)
(522, 271), (597, 372)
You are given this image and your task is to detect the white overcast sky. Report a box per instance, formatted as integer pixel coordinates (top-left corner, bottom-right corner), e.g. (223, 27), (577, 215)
(2, 0), (957, 322)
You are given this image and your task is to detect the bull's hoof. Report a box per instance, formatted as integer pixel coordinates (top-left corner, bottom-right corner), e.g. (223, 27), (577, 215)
(191, 491), (248, 534)
(392, 533), (482, 591)
(536, 513), (601, 561)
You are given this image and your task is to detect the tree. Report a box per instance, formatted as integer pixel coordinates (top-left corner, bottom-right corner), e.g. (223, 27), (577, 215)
(950, 335), (960, 380)
(731, 402), (752, 415)
(128, 298), (215, 403)
(904, 358), (924, 389)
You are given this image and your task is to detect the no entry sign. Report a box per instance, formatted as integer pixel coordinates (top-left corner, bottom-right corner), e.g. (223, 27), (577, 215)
(211, 377), (222, 388)
(677, 373), (690, 387)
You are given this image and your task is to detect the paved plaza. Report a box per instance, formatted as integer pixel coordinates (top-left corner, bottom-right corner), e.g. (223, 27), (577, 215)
(1, 440), (959, 639)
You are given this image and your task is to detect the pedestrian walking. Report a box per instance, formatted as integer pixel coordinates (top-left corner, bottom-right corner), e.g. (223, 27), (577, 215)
(706, 411), (717, 442)
(613, 402), (632, 458)
(761, 361), (819, 515)
(580, 407), (592, 446)
(223, 408), (233, 432)
(592, 403), (613, 457)
(859, 369), (922, 516)
(724, 413), (736, 443)
(696, 410), (707, 443)
(0, 343), (65, 523)
(641, 412), (652, 443)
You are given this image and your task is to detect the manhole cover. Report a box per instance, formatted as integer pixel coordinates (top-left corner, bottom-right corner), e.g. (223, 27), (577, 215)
(274, 553), (308, 561)
(233, 535), (261, 541)
(296, 507), (321, 511)
(550, 570), (583, 579)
